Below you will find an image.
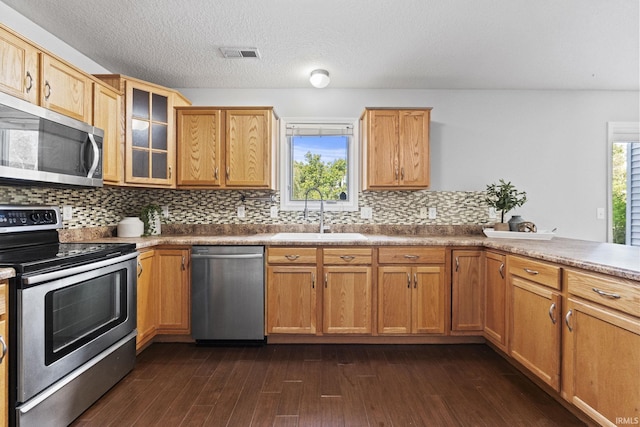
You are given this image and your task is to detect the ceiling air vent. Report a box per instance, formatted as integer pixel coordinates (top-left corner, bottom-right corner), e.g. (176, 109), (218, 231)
(220, 47), (261, 59)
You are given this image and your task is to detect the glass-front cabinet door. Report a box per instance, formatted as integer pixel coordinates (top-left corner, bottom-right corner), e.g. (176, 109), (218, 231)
(125, 82), (174, 186)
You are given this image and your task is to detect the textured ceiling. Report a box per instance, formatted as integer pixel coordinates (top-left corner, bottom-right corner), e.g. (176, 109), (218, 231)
(2, 0), (639, 90)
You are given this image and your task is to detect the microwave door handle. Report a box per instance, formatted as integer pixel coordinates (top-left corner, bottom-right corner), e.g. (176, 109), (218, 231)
(86, 134), (100, 178)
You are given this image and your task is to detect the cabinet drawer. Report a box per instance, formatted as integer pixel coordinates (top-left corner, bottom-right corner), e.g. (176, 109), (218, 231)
(508, 255), (561, 290)
(267, 247), (317, 264)
(565, 269), (640, 317)
(323, 248), (372, 265)
(378, 247), (445, 264)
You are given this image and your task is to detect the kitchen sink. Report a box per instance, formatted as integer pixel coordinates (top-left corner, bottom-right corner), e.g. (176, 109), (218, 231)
(270, 232), (368, 241)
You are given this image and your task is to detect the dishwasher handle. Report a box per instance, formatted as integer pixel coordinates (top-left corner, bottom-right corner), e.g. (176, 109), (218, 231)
(191, 253), (264, 260)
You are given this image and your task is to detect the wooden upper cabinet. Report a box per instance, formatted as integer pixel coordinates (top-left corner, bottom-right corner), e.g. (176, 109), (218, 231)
(361, 108), (431, 190)
(0, 25), (39, 104)
(225, 109), (275, 188)
(176, 108), (222, 187)
(41, 54), (92, 123)
(93, 82), (122, 184)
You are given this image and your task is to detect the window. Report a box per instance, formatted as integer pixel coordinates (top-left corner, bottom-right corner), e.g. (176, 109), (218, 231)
(608, 122), (640, 246)
(280, 118), (359, 211)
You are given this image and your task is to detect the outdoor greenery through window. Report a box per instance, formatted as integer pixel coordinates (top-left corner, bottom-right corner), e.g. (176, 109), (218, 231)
(282, 121), (358, 211)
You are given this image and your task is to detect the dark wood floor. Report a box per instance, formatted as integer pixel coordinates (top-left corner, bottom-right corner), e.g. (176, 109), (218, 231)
(72, 343), (585, 427)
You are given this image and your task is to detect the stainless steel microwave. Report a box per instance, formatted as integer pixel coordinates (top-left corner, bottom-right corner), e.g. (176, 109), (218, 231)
(0, 91), (103, 187)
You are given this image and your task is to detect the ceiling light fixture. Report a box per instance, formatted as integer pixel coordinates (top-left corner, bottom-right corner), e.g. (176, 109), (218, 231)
(309, 69), (330, 88)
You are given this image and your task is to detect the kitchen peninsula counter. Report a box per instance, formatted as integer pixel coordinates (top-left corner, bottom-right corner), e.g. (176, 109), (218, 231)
(83, 233), (640, 282)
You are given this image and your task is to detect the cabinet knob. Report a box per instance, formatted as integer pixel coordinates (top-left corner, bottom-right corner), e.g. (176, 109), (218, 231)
(25, 71), (33, 93)
(44, 81), (52, 100)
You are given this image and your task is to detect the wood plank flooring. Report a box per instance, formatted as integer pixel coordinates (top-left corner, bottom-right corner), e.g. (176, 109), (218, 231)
(72, 343), (585, 427)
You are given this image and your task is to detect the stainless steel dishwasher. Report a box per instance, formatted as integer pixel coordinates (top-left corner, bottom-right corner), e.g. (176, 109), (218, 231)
(191, 246), (265, 343)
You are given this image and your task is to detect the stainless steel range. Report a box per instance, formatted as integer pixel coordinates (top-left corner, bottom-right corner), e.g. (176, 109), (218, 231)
(0, 205), (138, 427)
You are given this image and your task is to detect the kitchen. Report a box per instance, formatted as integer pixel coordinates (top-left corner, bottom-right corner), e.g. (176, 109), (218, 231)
(0, 1), (638, 426)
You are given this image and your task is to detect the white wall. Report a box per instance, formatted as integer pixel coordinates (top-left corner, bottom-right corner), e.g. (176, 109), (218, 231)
(179, 88), (639, 241)
(2, 1), (639, 242)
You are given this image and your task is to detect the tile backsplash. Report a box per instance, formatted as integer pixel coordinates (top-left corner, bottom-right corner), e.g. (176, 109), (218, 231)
(0, 184), (493, 229)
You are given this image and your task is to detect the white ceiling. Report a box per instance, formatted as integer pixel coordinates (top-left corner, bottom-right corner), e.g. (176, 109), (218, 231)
(2, 0), (639, 90)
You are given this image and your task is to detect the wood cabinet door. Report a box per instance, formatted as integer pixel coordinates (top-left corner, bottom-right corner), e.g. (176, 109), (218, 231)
(398, 109), (430, 187)
(267, 266), (317, 334)
(510, 276), (561, 391)
(177, 108), (222, 187)
(0, 281), (7, 427)
(225, 109), (271, 188)
(41, 54), (92, 122)
(136, 250), (157, 350)
(365, 109), (399, 188)
(377, 266), (412, 334)
(562, 298), (640, 426)
(412, 265), (446, 334)
(323, 266), (372, 334)
(0, 27), (39, 104)
(125, 81), (175, 186)
(451, 250), (484, 332)
(156, 248), (190, 334)
(484, 251), (507, 350)
(94, 82), (122, 184)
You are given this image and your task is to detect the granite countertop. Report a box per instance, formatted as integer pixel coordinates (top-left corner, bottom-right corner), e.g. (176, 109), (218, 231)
(84, 233), (640, 282)
(0, 268), (15, 280)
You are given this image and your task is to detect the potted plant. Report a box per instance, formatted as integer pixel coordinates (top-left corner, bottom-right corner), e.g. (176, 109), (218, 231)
(485, 179), (527, 231)
(140, 203), (163, 236)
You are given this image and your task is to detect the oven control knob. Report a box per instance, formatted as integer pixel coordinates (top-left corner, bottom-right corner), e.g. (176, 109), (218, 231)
(30, 212), (41, 223)
(43, 211), (53, 222)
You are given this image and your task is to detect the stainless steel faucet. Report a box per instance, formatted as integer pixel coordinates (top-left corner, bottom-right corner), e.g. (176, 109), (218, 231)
(303, 187), (326, 233)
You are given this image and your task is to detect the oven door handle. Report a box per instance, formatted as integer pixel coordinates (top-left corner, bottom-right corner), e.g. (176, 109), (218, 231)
(23, 251), (139, 286)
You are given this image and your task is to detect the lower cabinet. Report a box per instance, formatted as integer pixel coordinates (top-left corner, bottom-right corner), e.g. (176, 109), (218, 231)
(377, 247), (447, 335)
(508, 255), (562, 391)
(484, 251), (507, 351)
(0, 280), (7, 426)
(562, 269), (640, 426)
(323, 248), (373, 334)
(451, 249), (484, 333)
(155, 247), (191, 334)
(136, 249), (157, 350)
(267, 265), (317, 334)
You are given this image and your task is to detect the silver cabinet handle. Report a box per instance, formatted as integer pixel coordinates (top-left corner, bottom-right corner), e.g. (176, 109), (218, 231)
(214, 166), (219, 180)
(285, 254), (299, 261)
(565, 310), (573, 332)
(455, 257), (460, 272)
(395, 167), (399, 180)
(548, 303), (557, 324)
(168, 166), (172, 179)
(340, 255), (355, 261)
(0, 335), (6, 364)
(311, 273), (315, 289)
(137, 260), (143, 278)
(499, 263), (505, 279)
(592, 287), (621, 299)
(401, 167), (405, 180)
(524, 268), (539, 275)
(414, 273), (417, 288)
(44, 80), (52, 100)
(226, 167), (230, 180)
(407, 273), (411, 289)
(404, 254), (419, 260)
(25, 71), (33, 92)
(181, 255), (186, 271)
(325, 273), (328, 288)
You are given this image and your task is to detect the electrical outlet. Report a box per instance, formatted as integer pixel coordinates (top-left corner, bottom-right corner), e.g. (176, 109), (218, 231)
(488, 207), (497, 219)
(237, 205), (246, 218)
(161, 205), (170, 218)
(428, 207), (437, 219)
(596, 207), (605, 220)
(360, 207), (372, 219)
(62, 205), (72, 220)
(419, 207), (428, 218)
(270, 206), (278, 218)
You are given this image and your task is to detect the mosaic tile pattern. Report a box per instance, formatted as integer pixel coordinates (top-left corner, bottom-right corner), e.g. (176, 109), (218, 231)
(0, 184), (494, 229)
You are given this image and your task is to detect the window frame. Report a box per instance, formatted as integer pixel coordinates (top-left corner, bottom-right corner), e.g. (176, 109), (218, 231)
(279, 117), (359, 212)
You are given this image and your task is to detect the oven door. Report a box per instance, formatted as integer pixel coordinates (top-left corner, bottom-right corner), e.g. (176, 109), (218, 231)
(16, 252), (137, 403)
